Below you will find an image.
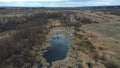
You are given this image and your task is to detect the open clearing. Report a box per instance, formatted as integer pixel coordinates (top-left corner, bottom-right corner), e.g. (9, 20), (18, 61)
(82, 23), (120, 67)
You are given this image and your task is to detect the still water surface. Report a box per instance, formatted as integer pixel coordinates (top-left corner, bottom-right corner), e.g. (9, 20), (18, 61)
(43, 34), (70, 63)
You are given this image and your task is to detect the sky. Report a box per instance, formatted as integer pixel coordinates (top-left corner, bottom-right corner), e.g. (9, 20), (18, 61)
(0, 0), (120, 7)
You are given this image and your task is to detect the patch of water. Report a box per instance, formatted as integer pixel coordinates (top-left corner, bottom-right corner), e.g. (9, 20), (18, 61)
(43, 34), (70, 64)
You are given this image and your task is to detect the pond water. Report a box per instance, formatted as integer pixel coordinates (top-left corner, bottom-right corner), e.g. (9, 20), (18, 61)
(43, 34), (70, 64)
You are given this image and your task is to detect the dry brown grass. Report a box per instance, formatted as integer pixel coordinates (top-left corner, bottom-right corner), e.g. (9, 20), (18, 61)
(82, 23), (120, 68)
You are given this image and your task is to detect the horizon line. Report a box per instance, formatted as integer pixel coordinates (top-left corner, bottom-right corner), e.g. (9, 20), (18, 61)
(0, 5), (120, 8)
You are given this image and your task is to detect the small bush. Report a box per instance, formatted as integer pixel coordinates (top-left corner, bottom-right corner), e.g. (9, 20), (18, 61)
(105, 61), (119, 68)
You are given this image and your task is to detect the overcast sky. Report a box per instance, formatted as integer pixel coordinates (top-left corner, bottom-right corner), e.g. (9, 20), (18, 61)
(0, 0), (120, 7)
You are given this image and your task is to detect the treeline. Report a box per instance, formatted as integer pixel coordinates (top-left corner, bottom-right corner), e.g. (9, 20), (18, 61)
(0, 12), (47, 32)
(0, 12), (51, 68)
(74, 16), (99, 24)
(61, 11), (99, 26)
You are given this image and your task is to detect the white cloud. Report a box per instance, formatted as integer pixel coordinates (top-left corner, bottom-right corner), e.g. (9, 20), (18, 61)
(0, 0), (65, 2)
(59, 0), (114, 7)
(93, 0), (118, 5)
(0, 0), (119, 7)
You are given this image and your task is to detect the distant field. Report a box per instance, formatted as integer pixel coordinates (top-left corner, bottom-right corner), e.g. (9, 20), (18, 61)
(83, 23), (120, 40)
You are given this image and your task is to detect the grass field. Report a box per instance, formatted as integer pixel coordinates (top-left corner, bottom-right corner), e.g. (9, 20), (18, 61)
(82, 23), (120, 68)
(83, 23), (120, 40)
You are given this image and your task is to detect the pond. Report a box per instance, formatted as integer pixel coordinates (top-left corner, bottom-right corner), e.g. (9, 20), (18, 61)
(43, 34), (70, 64)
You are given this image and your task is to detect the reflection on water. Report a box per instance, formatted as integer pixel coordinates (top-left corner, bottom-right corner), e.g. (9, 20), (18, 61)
(43, 34), (70, 64)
